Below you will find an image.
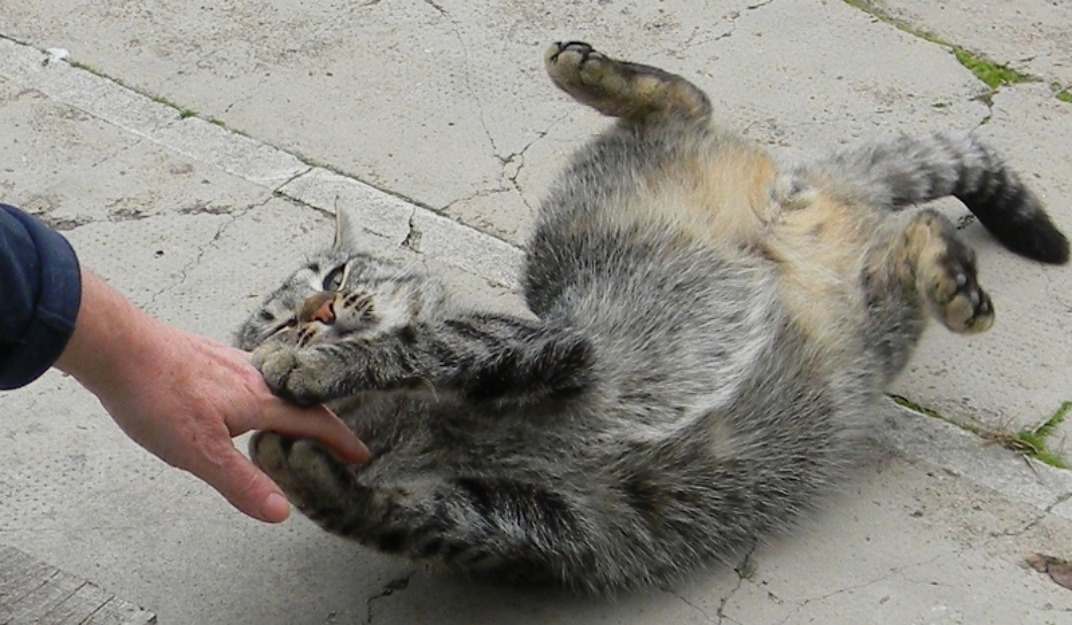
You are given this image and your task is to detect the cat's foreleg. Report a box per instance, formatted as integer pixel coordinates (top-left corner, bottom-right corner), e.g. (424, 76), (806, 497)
(252, 314), (595, 406)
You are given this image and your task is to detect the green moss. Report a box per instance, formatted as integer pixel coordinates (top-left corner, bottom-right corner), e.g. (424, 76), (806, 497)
(150, 94), (178, 108)
(179, 108), (198, 119)
(69, 60), (100, 75)
(889, 394), (946, 421)
(1057, 90), (1072, 104)
(841, 1), (1036, 92)
(841, 0), (950, 47)
(69, 60), (128, 88)
(209, 118), (226, 127)
(952, 48), (1032, 89)
(891, 395), (1070, 469)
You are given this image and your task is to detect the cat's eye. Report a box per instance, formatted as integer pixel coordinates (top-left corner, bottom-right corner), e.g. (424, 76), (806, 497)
(323, 264), (347, 291)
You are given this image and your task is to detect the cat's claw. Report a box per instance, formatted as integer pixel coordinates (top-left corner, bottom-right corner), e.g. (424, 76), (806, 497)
(545, 41), (610, 92)
(548, 41), (601, 64)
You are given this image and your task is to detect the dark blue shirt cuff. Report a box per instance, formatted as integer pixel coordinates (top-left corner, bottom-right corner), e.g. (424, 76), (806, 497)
(0, 204), (82, 389)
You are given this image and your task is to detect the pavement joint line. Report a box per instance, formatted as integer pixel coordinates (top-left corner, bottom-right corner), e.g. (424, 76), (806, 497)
(0, 35), (521, 257)
(838, 0), (1072, 105)
(2, 24), (1070, 528)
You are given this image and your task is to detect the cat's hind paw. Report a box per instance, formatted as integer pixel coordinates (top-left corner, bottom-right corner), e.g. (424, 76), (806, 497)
(907, 210), (995, 333)
(544, 41), (710, 122)
(926, 249), (994, 333)
(545, 41), (609, 93)
(250, 431), (355, 515)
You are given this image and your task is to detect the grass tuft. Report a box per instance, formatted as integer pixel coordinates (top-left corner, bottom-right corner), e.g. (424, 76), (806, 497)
(952, 48), (1032, 89)
(841, 0), (1036, 92)
(891, 395), (1070, 469)
(1002, 402), (1070, 469)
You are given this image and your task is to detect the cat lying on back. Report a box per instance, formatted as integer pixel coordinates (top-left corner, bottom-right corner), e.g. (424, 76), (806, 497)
(237, 42), (1069, 593)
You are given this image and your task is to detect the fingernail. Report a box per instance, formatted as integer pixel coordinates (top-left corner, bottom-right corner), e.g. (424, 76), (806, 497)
(263, 493), (291, 522)
(353, 439), (371, 463)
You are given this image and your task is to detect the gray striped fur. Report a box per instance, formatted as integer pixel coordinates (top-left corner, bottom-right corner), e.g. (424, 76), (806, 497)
(237, 42), (1067, 593)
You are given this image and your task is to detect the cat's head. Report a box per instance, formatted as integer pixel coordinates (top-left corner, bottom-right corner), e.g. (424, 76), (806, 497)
(236, 207), (442, 351)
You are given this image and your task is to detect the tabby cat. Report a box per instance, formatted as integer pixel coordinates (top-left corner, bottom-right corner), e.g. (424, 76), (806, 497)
(238, 42), (1069, 593)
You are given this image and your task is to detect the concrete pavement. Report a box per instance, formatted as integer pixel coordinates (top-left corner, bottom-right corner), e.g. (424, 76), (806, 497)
(1, 0), (1070, 622)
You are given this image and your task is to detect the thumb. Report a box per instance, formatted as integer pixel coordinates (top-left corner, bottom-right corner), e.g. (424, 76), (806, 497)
(196, 445), (292, 523)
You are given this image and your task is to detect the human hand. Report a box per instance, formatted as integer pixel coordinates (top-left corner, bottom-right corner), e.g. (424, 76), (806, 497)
(57, 270), (369, 523)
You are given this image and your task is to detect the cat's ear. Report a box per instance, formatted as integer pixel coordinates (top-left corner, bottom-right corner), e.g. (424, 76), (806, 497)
(333, 203), (362, 252)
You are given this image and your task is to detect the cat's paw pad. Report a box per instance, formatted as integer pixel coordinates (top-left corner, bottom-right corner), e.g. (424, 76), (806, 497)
(250, 432), (352, 510)
(905, 210), (995, 334)
(251, 342), (329, 406)
(545, 41), (610, 90)
(926, 252), (994, 334)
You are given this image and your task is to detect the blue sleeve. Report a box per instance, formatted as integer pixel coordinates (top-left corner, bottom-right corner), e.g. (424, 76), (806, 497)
(0, 204), (82, 390)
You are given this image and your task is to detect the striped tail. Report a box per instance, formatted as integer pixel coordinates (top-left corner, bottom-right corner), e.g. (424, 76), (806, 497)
(809, 131), (1069, 264)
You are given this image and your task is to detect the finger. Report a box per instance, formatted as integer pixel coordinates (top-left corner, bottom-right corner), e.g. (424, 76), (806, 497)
(259, 401), (370, 464)
(192, 445), (292, 523)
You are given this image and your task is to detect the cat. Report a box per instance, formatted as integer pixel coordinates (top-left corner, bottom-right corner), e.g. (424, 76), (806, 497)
(237, 41), (1069, 594)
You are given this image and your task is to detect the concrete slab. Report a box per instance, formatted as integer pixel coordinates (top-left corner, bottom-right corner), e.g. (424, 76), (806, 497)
(858, 0), (1072, 88)
(1, 1), (1071, 623)
(891, 80), (1072, 443)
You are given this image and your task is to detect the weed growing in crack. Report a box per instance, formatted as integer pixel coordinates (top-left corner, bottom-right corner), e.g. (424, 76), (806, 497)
(984, 401), (1070, 469)
(891, 394), (1070, 469)
(952, 49), (1033, 90)
(840, 1), (1037, 93)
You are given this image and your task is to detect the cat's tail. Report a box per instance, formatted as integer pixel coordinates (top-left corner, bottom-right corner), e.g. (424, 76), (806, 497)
(804, 132), (1069, 264)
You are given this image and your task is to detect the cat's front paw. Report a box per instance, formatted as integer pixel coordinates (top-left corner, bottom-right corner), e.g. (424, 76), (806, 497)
(252, 341), (337, 406)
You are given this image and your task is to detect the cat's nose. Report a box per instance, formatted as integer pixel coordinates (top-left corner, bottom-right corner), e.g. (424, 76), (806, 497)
(300, 292), (336, 325)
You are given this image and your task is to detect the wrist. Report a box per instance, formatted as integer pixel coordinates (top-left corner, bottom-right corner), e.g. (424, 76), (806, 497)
(55, 269), (167, 396)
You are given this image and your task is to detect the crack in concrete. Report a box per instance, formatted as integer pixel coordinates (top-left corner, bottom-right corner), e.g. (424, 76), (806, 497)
(993, 490), (1072, 538)
(492, 112), (567, 214)
(679, 1), (759, 52)
(673, 592), (720, 624)
(143, 199), (266, 312)
(417, 0), (498, 160)
(401, 207), (422, 252)
(420, 0), (446, 15)
(693, 0), (776, 48)
(272, 165), (314, 194)
(669, 547), (756, 624)
(364, 570), (416, 624)
(774, 552), (947, 624)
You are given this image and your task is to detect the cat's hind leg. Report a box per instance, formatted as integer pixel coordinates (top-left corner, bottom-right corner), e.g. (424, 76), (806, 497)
(250, 431), (613, 591)
(889, 209), (994, 333)
(545, 41), (711, 124)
